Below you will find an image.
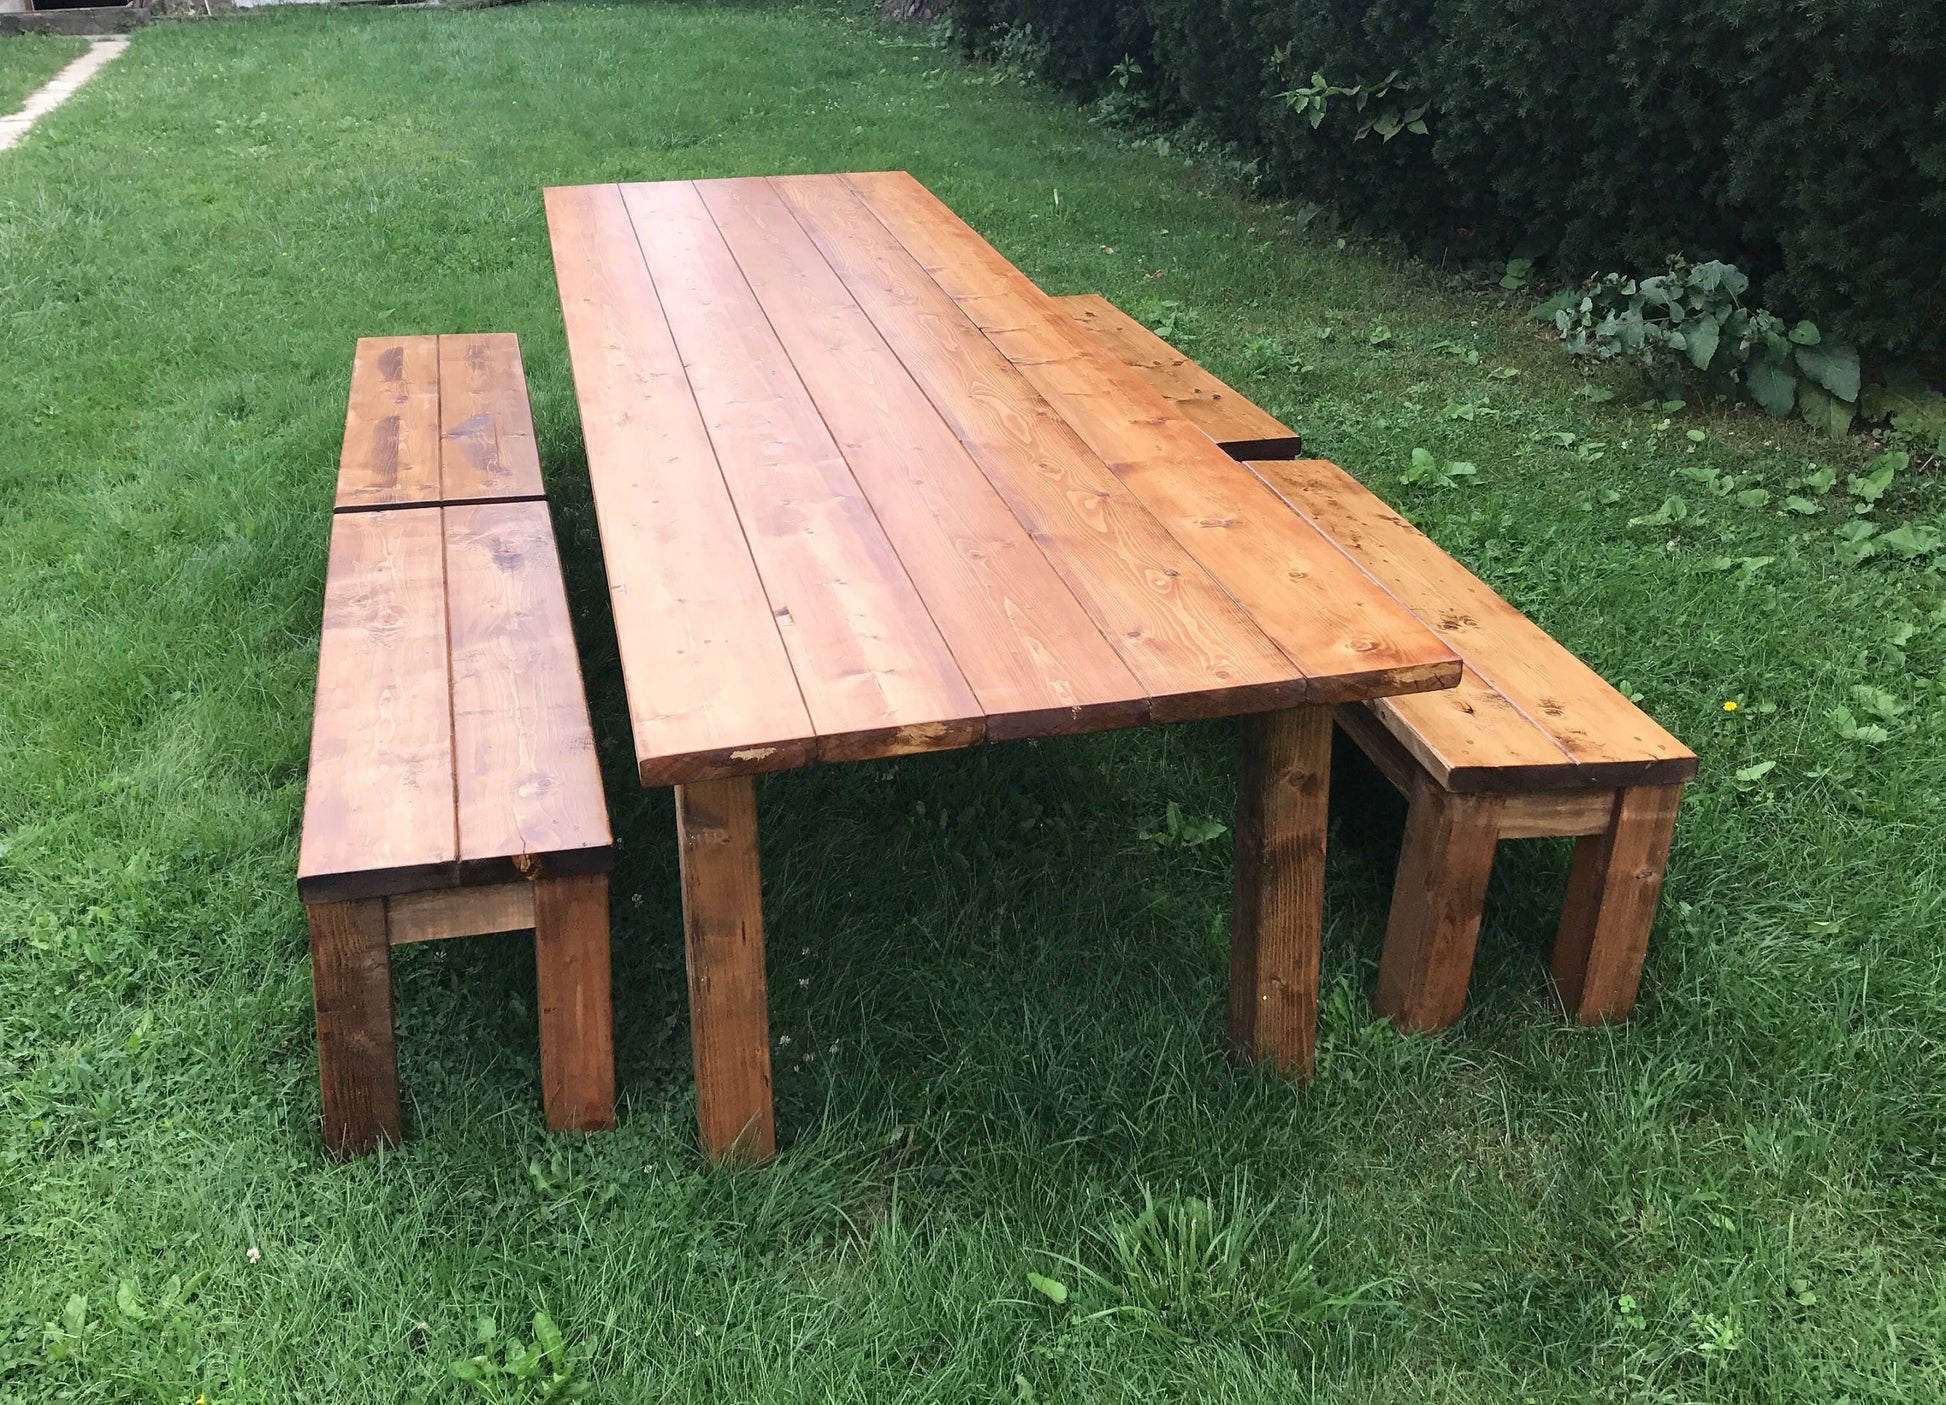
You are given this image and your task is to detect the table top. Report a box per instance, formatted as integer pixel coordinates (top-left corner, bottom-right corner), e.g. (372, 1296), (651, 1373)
(545, 171), (1460, 787)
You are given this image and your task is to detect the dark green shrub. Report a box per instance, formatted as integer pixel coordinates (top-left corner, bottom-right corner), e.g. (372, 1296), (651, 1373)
(949, 0), (1946, 355)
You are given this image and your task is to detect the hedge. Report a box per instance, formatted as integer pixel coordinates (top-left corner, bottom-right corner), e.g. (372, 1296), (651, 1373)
(953, 0), (1946, 357)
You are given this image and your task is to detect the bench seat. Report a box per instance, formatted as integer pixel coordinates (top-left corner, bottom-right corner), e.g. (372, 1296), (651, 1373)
(299, 335), (615, 1156)
(1052, 294), (1304, 460)
(1062, 294), (1697, 1031)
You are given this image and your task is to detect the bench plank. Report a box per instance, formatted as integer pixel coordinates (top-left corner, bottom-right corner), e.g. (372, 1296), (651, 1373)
(1253, 458), (1699, 790)
(619, 180), (985, 762)
(437, 334), (546, 505)
(545, 183), (820, 785)
(445, 500), (612, 882)
(697, 176), (1152, 742)
(337, 337), (442, 511)
(1054, 294), (1302, 457)
(298, 508), (458, 902)
(775, 174), (1310, 723)
(847, 171), (1458, 707)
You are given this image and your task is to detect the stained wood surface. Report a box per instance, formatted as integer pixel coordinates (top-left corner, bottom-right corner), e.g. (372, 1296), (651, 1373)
(1251, 458), (1699, 792)
(619, 179), (984, 761)
(697, 176), (1150, 742)
(545, 174), (1462, 784)
(676, 776), (776, 1162)
(1228, 707), (1332, 1076)
(1373, 780), (1504, 1031)
(437, 334), (546, 505)
(1054, 293), (1302, 457)
(534, 873), (617, 1132)
(545, 182), (820, 785)
(387, 883), (536, 945)
(336, 335), (545, 511)
(1551, 784), (1683, 1023)
(842, 171), (1458, 707)
(445, 500), (611, 883)
(298, 508), (457, 902)
(309, 897), (401, 1156)
(338, 337), (442, 511)
(298, 504), (613, 902)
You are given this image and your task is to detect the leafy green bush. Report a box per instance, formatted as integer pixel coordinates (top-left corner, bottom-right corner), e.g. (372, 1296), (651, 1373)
(1551, 258), (1862, 435)
(950, 0), (1946, 356)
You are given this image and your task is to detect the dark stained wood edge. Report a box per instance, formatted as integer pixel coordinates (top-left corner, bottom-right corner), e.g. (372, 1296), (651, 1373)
(308, 897), (401, 1157)
(1218, 435), (1307, 462)
(332, 492), (547, 516)
(299, 844), (614, 906)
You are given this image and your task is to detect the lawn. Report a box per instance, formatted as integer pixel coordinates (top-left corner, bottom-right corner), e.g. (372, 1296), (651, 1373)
(0, 33), (86, 114)
(2, 2), (1942, 1400)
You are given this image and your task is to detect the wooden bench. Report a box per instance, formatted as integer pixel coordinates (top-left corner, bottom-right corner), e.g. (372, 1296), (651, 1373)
(297, 334), (616, 1157)
(1062, 299), (1698, 1030)
(1052, 294), (1304, 460)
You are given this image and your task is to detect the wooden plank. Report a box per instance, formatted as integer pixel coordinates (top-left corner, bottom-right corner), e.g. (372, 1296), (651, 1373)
(437, 333), (546, 504)
(696, 177), (1150, 742)
(308, 898), (401, 1156)
(443, 500), (614, 883)
(1055, 293), (1302, 457)
(846, 171), (1458, 707)
(619, 180), (984, 764)
(534, 873), (617, 1132)
(1228, 706), (1332, 1077)
(387, 882), (536, 945)
(1373, 780), (1504, 1032)
(1252, 458), (1700, 790)
(1551, 784), (1683, 1024)
(773, 174), (1307, 724)
(1499, 788), (1616, 840)
(336, 336), (442, 512)
(545, 183), (819, 786)
(297, 508), (457, 903)
(675, 775), (776, 1163)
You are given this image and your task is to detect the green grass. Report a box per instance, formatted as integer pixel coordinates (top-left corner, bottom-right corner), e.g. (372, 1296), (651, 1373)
(3, 3), (1943, 1400)
(0, 33), (87, 113)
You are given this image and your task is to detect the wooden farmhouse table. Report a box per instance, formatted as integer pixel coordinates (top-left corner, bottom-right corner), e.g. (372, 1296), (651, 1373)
(545, 172), (1463, 1161)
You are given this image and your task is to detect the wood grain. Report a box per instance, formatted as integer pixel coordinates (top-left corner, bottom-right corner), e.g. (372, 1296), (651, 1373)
(675, 775), (776, 1162)
(774, 174), (1307, 723)
(1551, 784), (1683, 1023)
(437, 333), (546, 505)
(337, 336), (442, 511)
(1055, 293), (1302, 457)
(297, 508), (458, 903)
(308, 897), (401, 1156)
(443, 500), (613, 883)
(846, 171), (1457, 706)
(1252, 458), (1700, 790)
(545, 182), (819, 786)
(534, 873), (617, 1132)
(386, 882), (535, 944)
(619, 180), (983, 764)
(1228, 707), (1332, 1076)
(1372, 780), (1504, 1032)
(697, 176), (1152, 742)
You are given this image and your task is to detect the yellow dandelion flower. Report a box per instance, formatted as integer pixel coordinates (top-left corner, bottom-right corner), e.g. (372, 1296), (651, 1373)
(1722, 700), (1739, 712)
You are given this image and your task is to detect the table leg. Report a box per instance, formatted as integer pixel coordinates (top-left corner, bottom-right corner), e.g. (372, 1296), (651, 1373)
(1228, 706), (1331, 1077)
(675, 774), (776, 1162)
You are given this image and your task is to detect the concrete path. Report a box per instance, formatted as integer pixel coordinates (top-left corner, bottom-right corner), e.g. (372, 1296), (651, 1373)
(0, 36), (129, 154)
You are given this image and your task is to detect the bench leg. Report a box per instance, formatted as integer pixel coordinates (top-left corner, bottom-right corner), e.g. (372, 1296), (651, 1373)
(1374, 781), (1504, 1032)
(675, 775), (775, 1163)
(1228, 706), (1332, 1077)
(307, 898), (401, 1157)
(1550, 784), (1683, 1024)
(534, 873), (616, 1133)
